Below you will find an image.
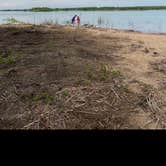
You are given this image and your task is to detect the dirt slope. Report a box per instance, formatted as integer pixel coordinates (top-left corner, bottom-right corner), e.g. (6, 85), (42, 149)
(0, 24), (165, 129)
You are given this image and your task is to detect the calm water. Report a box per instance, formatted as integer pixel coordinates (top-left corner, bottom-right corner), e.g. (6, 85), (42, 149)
(0, 10), (166, 33)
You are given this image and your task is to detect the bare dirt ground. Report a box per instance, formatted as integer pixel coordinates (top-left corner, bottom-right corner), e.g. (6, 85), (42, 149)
(0, 24), (165, 129)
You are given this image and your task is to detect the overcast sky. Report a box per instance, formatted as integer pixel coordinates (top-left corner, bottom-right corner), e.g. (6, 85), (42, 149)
(1, 0), (166, 9)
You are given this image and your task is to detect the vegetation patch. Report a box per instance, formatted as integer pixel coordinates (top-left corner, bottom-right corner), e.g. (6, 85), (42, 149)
(79, 79), (92, 86)
(0, 52), (22, 65)
(3, 17), (25, 24)
(62, 89), (70, 97)
(20, 92), (55, 105)
(110, 70), (121, 78)
(85, 64), (121, 82)
(3, 6), (166, 12)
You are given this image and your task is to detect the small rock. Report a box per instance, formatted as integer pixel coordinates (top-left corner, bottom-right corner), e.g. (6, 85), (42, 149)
(144, 48), (150, 53)
(153, 51), (158, 55)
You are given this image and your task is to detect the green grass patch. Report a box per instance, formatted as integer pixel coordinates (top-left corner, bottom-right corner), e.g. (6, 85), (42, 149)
(80, 79), (91, 86)
(21, 92), (55, 105)
(85, 64), (117, 82)
(62, 89), (70, 97)
(33, 92), (55, 104)
(0, 52), (22, 65)
(110, 70), (121, 78)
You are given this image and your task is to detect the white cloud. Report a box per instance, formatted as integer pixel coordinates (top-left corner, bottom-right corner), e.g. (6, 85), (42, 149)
(1, 2), (18, 7)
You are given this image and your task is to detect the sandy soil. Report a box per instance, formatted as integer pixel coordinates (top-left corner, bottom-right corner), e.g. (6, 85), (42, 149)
(0, 24), (165, 129)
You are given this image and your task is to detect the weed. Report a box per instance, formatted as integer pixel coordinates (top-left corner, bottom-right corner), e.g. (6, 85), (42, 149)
(85, 64), (96, 80)
(80, 79), (91, 86)
(34, 92), (55, 104)
(85, 64), (121, 82)
(21, 92), (55, 105)
(3, 17), (25, 24)
(110, 70), (121, 78)
(0, 52), (22, 65)
(100, 64), (110, 73)
(0, 56), (16, 65)
(87, 70), (96, 80)
(98, 64), (111, 81)
(98, 72), (110, 81)
(62, 89), (70, 97)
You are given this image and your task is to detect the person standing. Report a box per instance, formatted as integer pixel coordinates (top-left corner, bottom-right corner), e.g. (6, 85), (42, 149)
(77, 15), (80, 26)
(72, 15), (77, 24)
(72, 15), (80, 26)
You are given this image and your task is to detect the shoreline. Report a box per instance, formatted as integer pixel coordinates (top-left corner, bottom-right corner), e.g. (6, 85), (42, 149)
(80, 24), (166, 36)
(1, 23), (166, 36)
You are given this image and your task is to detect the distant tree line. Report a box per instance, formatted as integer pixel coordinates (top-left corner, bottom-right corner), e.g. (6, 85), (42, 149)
(1, 6), (166, 12)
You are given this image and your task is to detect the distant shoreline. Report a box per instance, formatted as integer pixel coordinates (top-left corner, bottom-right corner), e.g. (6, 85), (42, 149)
(1, 6), (166, 12)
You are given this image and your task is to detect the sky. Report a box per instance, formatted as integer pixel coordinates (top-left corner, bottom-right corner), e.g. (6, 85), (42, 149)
(1, 0), (166, 9)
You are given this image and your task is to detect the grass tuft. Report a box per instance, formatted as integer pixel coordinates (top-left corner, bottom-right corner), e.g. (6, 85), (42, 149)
(0, 52), (22, 65)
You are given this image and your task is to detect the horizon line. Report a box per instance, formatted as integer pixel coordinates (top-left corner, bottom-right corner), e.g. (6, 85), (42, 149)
(1, 6), (166, 11)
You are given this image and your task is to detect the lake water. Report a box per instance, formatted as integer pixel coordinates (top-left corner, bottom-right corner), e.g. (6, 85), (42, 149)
(0, 10), (166, 33)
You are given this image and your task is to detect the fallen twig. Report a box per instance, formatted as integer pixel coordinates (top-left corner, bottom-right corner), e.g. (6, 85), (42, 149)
(76, 111), (101, 115)
(65, 94), (77, 104)
(110, 87), (121, 100)
(22, 120), (40, 129)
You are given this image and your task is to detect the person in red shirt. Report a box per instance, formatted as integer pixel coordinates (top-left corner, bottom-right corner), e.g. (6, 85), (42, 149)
(72, 15), (80, 26)
(77, 16), (80, 25)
